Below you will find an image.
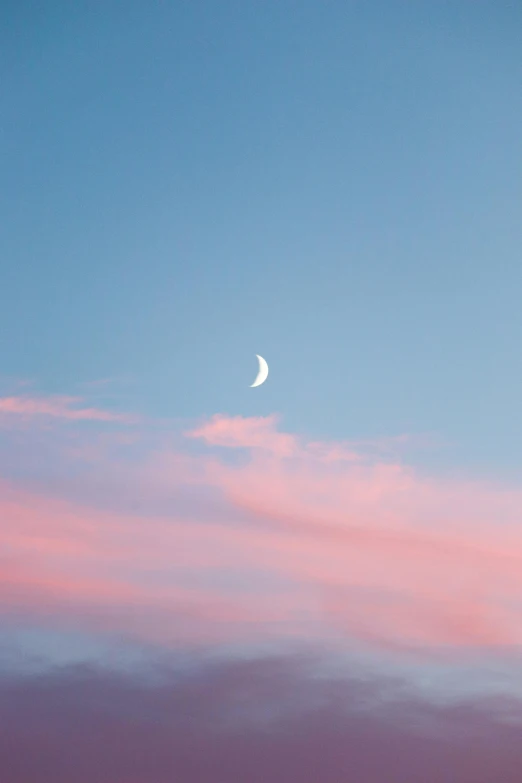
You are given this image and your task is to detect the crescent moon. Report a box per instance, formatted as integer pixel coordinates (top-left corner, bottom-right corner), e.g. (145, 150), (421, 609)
(250, 354), (269, 387)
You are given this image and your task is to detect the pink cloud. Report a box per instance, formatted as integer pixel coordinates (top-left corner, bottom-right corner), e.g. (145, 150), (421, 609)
(187, 413), (360, 462)
(3, 407), (522, 669)
(188, 413), (298, 456)
(0, 395), (135, 423)
(0, 479), (304, 647)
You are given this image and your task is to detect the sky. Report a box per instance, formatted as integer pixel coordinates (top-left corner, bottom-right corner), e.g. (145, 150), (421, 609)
(1, 2), (522, 781)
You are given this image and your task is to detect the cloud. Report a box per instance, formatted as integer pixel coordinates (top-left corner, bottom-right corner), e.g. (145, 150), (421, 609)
(187, 412), (360, 461)
(0, 655), (521, 783)
(0, 479), (302, 648)
(188, 413), (298, 456)
(2, 406), (522, 675)
(0, 394), (135, 423)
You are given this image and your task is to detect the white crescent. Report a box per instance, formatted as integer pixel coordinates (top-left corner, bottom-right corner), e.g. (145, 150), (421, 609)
(250, 354), (269, 387)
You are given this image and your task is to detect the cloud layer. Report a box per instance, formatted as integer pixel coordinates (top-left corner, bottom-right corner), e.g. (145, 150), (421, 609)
(2, 394), (522, 679)
(1, 655), (522, 783)
(3, 390), (522, 780)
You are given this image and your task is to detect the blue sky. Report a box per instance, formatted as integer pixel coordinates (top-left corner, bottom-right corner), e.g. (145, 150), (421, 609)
(2, 0), (521, 475)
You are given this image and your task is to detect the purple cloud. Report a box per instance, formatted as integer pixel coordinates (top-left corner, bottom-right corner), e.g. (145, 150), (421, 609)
(1, 655), (521, 783)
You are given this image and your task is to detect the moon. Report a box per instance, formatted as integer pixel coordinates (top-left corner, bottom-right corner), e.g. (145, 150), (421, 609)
(250, 354), (269, 387)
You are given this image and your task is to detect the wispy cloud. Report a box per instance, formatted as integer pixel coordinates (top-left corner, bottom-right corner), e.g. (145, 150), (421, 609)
(2, 402), (522, 682)
(188, 413), (298, 456)
(0, 394), (135, 423)
(188, 412), (360, 461)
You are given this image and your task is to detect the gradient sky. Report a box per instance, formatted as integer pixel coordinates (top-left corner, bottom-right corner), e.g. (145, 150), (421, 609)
(2, 3), (522, 781)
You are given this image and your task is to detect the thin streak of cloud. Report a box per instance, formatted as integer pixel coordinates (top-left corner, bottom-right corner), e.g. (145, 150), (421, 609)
(187, 413), (360, 461)
(0, 395), (136, 423)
